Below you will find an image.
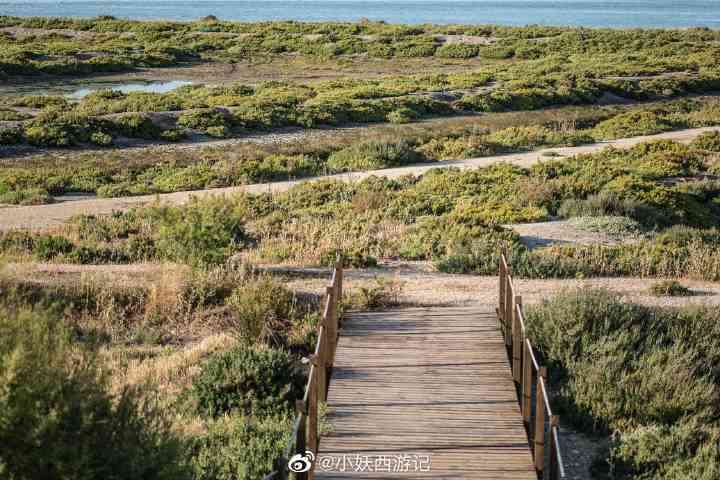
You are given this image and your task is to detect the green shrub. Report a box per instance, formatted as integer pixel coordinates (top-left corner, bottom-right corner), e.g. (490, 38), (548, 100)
(327, 140), (422, 172)
(205, 125), (230, 138)
(525, 291), (720, 479)
(160, 128), (188, 142)
(177, 109), (231, 131)
(191, 415), (291, 480)
(33, 235), (74, 260)
(111, 113), (162, 139)
(152, 197), (247, 266)
(0, 307), (189, 480)
(605, 423), (720, 480)
(0, 109), (31, 121)
(649, 279), (692, 296)
(592, 111), (676, 139)
(394, 41), (437, 57)
(0, 126), (23, 145)
(350, 277), (404, 310)
(435, 43), (480, 59)
(90, 131), (113, 146)
(386, 107), (418, 124)
(690, 131), (720, 152)
(0, 187), (53, 206)
(558, 192), (663, 226)
(191, 345), (304, 418)
(22, 109), (96, 147)
(568, 216), (645, 239)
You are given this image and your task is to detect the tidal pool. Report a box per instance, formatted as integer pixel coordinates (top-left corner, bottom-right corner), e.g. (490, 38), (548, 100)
(68, 80), (194, 98)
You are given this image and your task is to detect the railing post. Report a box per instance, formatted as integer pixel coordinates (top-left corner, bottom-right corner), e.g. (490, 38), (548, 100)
(549, 415), (560, 480)
(522, 340), (532, 427)
(295, 400), (308, 480)
(535, 367), (547, 472)
(504, 276), (513, 348)
(335, 255), (343, 305)
(326, 286), (338, 363)
(499, 257), (506, 323)
(308, 365), (319, 458)
(512, 296), (522, 383)
(318, 342), (328, 400)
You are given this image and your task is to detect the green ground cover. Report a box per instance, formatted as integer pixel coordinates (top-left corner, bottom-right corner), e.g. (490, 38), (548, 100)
(3, 19), (720, 150)
(526, 289), (720, 479)
(0, 261), (339, 479)
(1, 98), (719, 204)
(3, 133), (719, 279)
(1, 17), (719, 81)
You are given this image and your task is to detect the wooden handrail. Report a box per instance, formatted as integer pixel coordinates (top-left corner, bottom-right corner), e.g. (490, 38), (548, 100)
(498, 252), (566, 479)
(265, 254), (344, 480)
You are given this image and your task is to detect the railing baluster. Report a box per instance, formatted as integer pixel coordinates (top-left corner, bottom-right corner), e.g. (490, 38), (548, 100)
(534, 368), (547, 472)
(512, 295), (522, 383)
(295, 400), (307, 480)
(522, 339), (532, 426)
(326, 286), (337, 366)
(499, 257), (506, 323)
(549, 416), (560, 480)
(308, 364), (318, 456)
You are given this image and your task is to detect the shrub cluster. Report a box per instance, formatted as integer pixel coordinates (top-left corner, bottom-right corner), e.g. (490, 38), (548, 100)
(3, 135), (720, 278)
(4, 98), (719, 203)
(0, 307), (189, 479)
(525, 290), (720, 479)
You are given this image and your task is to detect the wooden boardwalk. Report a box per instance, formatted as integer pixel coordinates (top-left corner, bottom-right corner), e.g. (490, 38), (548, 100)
(315, 306), (536, 479)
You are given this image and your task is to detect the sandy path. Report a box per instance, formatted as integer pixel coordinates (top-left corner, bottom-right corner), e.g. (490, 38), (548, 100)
(12, 260), (720, 309)
(1, 126), (717, 231)
(284, 265), (720, 309)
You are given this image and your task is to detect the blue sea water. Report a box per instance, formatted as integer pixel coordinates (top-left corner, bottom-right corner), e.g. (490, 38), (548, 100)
(0, 0), (719, 28)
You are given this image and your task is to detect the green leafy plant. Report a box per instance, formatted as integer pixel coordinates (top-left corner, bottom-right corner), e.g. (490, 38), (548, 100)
(0, 307), (189, 479)
(191, 345), (304, 418)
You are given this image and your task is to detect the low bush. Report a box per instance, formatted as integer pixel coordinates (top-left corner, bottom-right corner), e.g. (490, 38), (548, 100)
(350, 277), (404, 310)
(33, 234), (74, 260)
(0, 187), (53, 205)
(591, 111), (676, 139)
(690, 130), (720, 152)
(226, 276), (298, 344)
(567, 216), (645, 239)
(525, 290), (720, 479)
(558, 192), (665, 227)
(177, 109), (232, 132)
(160, 128), (188, 142)
(0, 109), (31, 121)
(191, 415), (291, 480)
(386, 107), (419, 124)
(111, 113), (162, 139)
(151, 197), (248, 266)
(435, 43), (480, 59)
(191, 345), (304, 418)
(327, 140), (422, 172)
(0, 126), (23, 145)
(0, 307), (189, 479)
(649, 279), (692, 296)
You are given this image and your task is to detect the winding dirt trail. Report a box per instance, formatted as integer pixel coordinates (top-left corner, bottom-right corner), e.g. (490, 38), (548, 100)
(1, 126), (717, 231)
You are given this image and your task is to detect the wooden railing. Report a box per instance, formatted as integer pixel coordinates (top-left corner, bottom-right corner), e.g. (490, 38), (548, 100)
(264, 257), (343, 480)
(498, 253), (566, 480)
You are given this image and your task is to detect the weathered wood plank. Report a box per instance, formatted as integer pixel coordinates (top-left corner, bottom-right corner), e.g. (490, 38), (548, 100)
(315, 306), (536, 479)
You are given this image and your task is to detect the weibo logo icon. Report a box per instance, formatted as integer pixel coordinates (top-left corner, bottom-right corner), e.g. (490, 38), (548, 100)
(288, 451), (315, 473)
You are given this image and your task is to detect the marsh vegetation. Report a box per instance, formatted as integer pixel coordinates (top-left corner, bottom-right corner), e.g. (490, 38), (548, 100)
(3, 17), (720, 479)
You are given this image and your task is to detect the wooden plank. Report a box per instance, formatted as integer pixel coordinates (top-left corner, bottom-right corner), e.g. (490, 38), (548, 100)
(316, 306), (535, 479)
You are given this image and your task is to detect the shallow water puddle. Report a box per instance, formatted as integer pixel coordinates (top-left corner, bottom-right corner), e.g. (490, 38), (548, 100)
(68, 80), (194, 98)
